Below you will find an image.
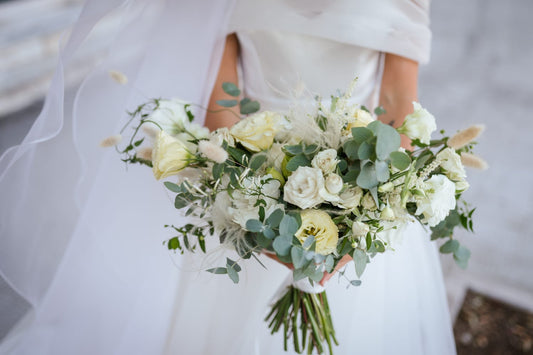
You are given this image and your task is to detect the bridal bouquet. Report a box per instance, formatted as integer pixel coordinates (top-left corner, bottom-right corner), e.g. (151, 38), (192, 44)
(104, 79), (486, 354)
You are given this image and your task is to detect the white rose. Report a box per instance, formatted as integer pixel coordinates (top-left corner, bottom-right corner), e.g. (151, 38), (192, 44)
(361, 192), (377, 211)
(324, 174), (343, 194)
(319, 174), (343, 203)
(230, 111), (282, 152)
(398, 102), (437, 144)
(149, 99), (190, 135)
(416, 174), (457, 227)
(332, 186), (363, 209)
(311, 149), (339, 174)
(352, 221), (370, 237)
(283, 167), (325, 209)
(436, 148), (466, 181)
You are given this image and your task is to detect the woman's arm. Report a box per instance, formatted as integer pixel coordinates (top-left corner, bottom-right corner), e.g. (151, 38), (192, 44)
(320, 53), (420, 286)
(378, 53), (419, 149)
(205, 34), (241, 131)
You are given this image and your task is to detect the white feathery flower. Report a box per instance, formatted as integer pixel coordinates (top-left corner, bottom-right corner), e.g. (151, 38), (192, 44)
(99, 134), (122, 147)
(460, 152), (489, 170)
(447, 125), (485, 149)
(109, 70), (128, 85)
(436, 148), (467, 181)
(198, 140), (228, 163)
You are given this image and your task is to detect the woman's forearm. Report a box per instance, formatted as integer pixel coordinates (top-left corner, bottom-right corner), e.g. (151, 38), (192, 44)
(205, 34), (241, 131)
(378, 53), (419, 149)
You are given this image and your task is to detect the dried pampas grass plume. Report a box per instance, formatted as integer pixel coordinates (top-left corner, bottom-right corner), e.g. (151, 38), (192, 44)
(99, 134), (122, 147)
(137, 147), (153, 161)
(460, 152), (489, 170)
(448, 124), (485, 149)
(109, 70), (128, 85)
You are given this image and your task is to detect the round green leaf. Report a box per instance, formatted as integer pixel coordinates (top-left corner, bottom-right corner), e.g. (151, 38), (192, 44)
(390, 151), (411, 171)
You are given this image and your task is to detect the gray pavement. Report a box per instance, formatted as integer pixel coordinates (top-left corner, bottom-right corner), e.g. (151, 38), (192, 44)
(1, 0), (533, 343)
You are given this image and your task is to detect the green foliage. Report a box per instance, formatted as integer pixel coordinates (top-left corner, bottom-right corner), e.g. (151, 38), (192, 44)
(353, 249), (368, 278)
(222, 82), (241, 97)
(216, 99), (238, 107)
(285, 154), (311, 172)
(389, 151), (411, 170)
(239, 98), (260, 115)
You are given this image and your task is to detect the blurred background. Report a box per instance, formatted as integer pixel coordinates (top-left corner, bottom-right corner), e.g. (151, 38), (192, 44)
(1, 0), (532, 353)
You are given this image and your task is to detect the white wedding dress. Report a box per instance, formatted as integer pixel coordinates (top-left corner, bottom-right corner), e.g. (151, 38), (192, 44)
(0, 1), (455, 354)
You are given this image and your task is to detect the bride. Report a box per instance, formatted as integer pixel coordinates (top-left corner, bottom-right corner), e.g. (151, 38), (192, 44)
(0, 0), (455, 354)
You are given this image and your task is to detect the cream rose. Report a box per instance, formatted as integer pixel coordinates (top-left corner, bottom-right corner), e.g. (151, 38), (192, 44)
(230, 111), (282, 152)
(152, 131), (192, 180)
(283, 167), (325, 209)
(436, 148), (466, 181)
(295, 210), (339, 255)
(415, 174), (457, 227)
(311, 149), (339, 174)
(346, 109), (375, 131)
(398, 102), (437, 144)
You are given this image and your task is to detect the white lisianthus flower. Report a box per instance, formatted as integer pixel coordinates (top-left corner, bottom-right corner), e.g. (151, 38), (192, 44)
(311, 149), (339, 174)
(332, 186), (363, 210)
(152, 131), (192, 180)
(415, 174), (457, 227)
(295, 210), (338, 255)
(352, 221), (370, 237)
(398, 102), (437, 144)
(230, 175), (283, 229)
(149, 99), (190, 135)
(230, 111), (282, 152)
(283, 167), (325, 209)
(437, 147), (466, 181)
(198, 140), (228, 163)
(346, 109), (375, 131)
(455, 179), (470, 192)
(361, 192), (377, 211)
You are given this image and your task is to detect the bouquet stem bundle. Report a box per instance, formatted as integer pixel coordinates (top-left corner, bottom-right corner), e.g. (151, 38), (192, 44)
(266, 286), (337, 354)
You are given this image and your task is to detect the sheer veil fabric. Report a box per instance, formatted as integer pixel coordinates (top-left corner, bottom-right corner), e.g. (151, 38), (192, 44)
(0, 0), (455, 354)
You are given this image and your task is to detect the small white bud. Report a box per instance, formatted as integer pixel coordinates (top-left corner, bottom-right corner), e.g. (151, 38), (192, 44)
(325, 174), (343, 194)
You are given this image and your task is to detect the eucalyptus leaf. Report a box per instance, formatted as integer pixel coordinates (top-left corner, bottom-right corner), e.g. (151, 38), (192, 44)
(263, 227), (276, 239)
(240, 98), (260, 115)
(222, 82), (241, 97)
(350, 280), (362, 287)
(375, 123), (401, 160)
(356, 162), (378, 189)
(353, 249), (368, 278)
(291, 246), (306, 269)
(164, 182), (181, 193)
(249, 154), (267, 171)
(302, 235), (315, 250)
(206, 267), (227, 274)
(216, 99), (238, 108)
(246, 219), (263, 233)
(227, 266), (239, 283)
(325, 255), (334, 273)
(343, 140), (359, 160)
(226, 258), (242, 272)
(374, 106), (387, 115)
(453, 245), (471, 269)
(283, 144), (303, 155)
(440, 239), (459, 254)
(280, 215), (299, 237)
(357, 142), (373, 160)
(351, 127), (373, 143)
(390, 151), (411, 171)
(375, 160), (390, 182)
(266, 209), (284, 228)
(286, 154), (310, 172)
(273, 235), (292, 256)
(174, 196), (189, 209)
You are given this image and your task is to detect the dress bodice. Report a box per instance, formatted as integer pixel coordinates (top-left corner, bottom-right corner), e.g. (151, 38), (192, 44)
(235, 30), (382, 110)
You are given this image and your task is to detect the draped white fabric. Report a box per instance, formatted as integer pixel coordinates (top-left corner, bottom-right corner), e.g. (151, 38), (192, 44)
(0, 0), (233, 353)
(0, 0), (455, 354)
